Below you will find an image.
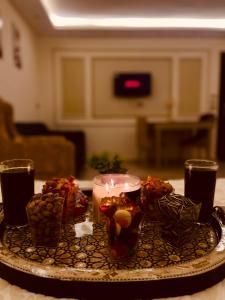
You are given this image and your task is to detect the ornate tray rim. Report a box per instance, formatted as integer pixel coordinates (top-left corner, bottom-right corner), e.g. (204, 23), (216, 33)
(0, 206), (225, 299)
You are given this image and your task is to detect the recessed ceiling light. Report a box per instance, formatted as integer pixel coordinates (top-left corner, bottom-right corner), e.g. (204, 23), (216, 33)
(49, 14), (225, 30)
(40, 0), (225, 30)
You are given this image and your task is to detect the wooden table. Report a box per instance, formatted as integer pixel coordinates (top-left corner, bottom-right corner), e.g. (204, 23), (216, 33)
(146, 120), (215, 167)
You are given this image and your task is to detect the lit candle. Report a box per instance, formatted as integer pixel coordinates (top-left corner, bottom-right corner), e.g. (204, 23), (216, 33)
(92, 174), (141, 222)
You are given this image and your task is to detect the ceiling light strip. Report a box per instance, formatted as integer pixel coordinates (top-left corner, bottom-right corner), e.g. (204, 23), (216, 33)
(49, 15), (225, 30)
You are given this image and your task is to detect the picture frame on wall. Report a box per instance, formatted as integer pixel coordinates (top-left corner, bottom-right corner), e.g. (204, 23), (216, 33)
(12, 23), (22, 68)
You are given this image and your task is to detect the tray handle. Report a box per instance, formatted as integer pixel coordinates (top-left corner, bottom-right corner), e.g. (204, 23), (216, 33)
(213, 206), (225, 225)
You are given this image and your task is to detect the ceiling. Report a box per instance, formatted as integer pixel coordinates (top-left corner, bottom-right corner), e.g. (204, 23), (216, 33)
(9, 0), (225, 38)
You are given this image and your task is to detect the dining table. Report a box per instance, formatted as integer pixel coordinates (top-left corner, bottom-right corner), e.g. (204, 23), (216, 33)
(0, 178), (225, 300)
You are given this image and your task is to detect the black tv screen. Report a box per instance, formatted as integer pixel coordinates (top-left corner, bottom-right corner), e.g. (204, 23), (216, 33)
(114, 73), (151, 97)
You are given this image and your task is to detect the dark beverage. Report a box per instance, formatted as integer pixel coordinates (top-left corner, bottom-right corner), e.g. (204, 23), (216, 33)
(1, 167), (34, 225)
(184, 167), (217, 221)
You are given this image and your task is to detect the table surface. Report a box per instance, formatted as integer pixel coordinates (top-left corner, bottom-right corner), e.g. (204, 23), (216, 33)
(0, 178), (225, 300)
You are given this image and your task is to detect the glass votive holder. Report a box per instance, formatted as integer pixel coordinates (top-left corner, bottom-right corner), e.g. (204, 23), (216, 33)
(26, 193), (64, 247)
(99, 193), (144, 259)
(93, 174), (143, 259)
(92, 174), (141, 223)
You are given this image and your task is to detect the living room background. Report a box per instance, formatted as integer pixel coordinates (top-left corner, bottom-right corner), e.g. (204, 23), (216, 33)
(0, 0), (223, 160)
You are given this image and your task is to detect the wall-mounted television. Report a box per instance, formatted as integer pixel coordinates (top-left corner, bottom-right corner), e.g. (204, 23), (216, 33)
(114, 73), (151, 97)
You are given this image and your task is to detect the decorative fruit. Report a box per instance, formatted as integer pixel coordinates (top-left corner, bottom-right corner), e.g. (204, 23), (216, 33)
(115, 222), (121, 236)
(114, 209), (132, 228)
(42, 176), (77, 198)
(99, 193), (143, 259)
(142, 175), (173, 199)
(42, 176), (88, 223)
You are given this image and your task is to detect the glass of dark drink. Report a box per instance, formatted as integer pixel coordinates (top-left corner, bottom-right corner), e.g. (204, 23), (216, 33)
(184, 159), (218, 222)
(0, 159), (34, 226)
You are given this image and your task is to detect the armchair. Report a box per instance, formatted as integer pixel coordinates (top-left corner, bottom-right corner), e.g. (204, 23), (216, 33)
(15, 123), (86, 177)
(0, 98), (75, 179)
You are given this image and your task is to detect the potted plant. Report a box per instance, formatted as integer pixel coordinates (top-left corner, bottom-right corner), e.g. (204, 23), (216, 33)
(87, 152), (127, 174)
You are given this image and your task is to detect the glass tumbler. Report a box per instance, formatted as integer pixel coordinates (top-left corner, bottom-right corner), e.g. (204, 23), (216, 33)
(0, 159), (34, 226)
(184, 159), (218, 222)
(26, 193), (64, 247)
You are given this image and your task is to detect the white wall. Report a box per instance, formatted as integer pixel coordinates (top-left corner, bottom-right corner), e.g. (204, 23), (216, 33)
(0, 0), (41, 121)
(38, 37), (224, 159)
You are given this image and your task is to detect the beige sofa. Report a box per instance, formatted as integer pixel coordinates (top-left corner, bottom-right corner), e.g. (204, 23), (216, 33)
(0, 98), (75, 179)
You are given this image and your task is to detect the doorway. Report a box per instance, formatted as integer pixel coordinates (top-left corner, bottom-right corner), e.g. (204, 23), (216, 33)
(217, 52), (225, 161)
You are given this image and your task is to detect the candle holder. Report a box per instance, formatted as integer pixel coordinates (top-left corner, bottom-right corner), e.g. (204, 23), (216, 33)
(92, 174), (141, 223)
(93, 174), (143, 259)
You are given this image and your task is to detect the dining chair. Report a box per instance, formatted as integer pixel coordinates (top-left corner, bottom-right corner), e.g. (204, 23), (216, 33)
(136, 117), (154, 163)
(180, 113), (216, 159)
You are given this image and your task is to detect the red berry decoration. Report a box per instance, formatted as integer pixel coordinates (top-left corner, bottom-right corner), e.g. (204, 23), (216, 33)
(42, 176), (88, 223)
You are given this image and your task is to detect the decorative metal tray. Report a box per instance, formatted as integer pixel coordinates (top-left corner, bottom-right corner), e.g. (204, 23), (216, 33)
(0, 204), (225, 299)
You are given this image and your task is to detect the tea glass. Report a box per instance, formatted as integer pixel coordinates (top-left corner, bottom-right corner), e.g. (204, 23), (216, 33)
(0, 159), (34, 227)
(184, 159), (218, 222)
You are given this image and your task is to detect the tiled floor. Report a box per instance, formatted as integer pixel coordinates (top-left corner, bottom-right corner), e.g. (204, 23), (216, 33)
(80, 159), (225, 181)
